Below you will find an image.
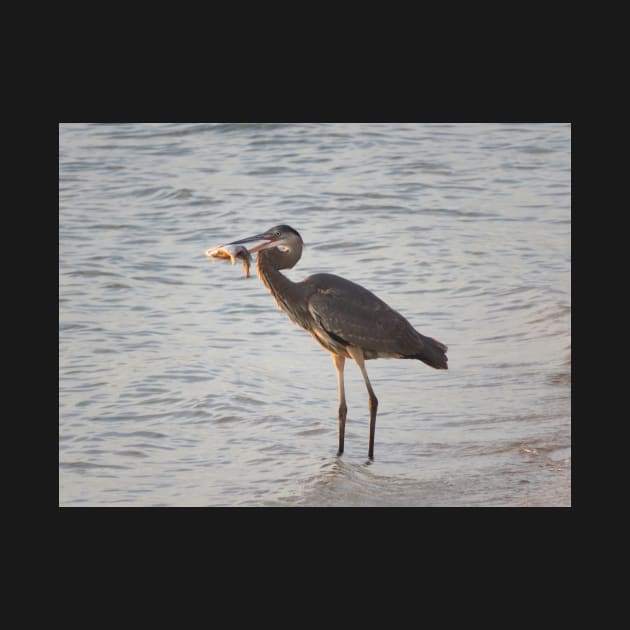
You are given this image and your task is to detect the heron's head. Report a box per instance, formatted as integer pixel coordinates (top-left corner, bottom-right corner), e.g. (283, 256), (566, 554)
(226, 224), (303, 254)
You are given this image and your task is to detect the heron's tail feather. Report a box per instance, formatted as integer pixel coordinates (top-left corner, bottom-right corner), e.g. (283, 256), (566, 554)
(407, 335), (448, 370)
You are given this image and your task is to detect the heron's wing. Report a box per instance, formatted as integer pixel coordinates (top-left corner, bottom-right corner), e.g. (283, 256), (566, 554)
(305, 274), (422, 356)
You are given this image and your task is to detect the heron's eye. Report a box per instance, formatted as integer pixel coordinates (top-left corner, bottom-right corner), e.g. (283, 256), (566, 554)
(274, 231), (281, 238)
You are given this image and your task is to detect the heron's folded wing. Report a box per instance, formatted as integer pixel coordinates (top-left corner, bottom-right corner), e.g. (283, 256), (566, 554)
(306, 277), (421, 355)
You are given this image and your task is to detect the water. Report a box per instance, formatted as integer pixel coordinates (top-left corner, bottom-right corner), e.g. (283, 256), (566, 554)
(59, 123), (571, 506)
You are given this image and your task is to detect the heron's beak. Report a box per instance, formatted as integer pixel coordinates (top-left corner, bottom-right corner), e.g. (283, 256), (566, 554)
(225, 232), (277, 253)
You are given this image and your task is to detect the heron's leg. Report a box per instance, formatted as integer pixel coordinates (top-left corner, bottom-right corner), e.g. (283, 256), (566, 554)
(347, 347), (378, 460)
(332, 353), (347, 456)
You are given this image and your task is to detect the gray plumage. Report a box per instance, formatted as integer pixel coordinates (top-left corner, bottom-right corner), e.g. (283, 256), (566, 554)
(305, 273), (447, 367)
(225, 224), (448, 459)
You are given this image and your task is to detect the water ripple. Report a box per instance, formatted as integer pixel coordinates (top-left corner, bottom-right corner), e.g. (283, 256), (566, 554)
(60, 122), (570, 507)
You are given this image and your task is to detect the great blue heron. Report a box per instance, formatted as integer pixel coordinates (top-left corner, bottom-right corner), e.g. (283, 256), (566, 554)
(224, 224), (448, 459)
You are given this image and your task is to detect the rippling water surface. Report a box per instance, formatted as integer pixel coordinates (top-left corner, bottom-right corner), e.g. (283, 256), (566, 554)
(59, 123), (571, 506)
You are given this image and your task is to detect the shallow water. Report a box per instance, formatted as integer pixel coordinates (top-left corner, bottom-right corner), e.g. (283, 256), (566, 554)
(59, 123), (571, 506)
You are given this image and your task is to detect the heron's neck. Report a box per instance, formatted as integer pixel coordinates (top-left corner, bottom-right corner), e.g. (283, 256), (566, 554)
(256, 247), (309, 327)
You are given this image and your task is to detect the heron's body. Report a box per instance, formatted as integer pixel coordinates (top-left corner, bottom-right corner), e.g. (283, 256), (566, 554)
(225, 224), (448, 459)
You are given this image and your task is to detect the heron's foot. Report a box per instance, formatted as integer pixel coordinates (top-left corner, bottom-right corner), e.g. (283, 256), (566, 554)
(336, 448), (344, 457)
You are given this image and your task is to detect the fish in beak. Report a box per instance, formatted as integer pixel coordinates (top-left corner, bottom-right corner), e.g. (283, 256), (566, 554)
(225, 231), (278, 253)
(205, 243), (252, 278)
